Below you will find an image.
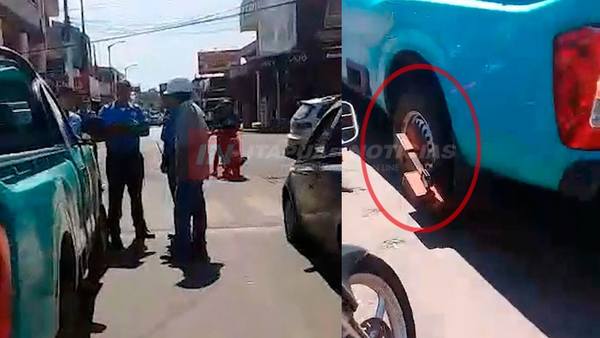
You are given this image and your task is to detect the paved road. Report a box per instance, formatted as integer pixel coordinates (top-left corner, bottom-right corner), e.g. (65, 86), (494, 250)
(92, 128), (338, 338)
(343, 150), (600, 338)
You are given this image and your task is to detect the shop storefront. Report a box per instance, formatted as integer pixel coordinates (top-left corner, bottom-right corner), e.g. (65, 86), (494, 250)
(229, 46), (340, 130)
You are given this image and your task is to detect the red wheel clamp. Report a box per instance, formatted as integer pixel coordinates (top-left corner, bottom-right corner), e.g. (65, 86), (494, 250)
(395, 133), (444, 205)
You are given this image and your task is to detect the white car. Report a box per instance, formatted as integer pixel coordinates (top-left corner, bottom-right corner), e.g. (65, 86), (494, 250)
(286, 95), (340, 156)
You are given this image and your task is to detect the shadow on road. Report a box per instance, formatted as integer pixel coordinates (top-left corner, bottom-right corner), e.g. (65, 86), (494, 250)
(176, 262), (225, 289)
(107, 239), (156, 270)
(416, 177), (600, 338)
(83, 240), (154, 337)
(292, 242), (340, 294)
(75, 281), (107, 338)
(159, 244), (225, 290)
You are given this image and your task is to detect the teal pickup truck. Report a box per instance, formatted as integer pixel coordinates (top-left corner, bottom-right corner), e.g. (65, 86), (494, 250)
(343, 0), (600, 209)
(0, 47), (107, 337)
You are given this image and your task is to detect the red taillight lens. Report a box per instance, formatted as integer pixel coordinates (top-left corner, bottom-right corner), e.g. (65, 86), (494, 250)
(554, 26), (600, 149)
(0, 227), (11, 338)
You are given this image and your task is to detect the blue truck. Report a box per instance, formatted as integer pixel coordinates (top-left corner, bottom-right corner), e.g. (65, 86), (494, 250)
(343, 0), (600, 209)
(0, 47), (107, 338)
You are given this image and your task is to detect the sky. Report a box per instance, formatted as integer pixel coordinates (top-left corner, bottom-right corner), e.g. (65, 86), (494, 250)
(61, 0), (255, 90)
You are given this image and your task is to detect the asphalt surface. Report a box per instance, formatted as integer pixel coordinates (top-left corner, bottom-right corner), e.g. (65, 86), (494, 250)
(92, 128), (339, 338)
(342, 150), (600, 338)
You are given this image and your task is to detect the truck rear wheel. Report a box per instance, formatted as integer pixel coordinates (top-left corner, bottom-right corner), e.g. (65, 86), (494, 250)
(89, 205), (108, 282)
(392, 85), (459, 218)
(56, 240), (82, 338)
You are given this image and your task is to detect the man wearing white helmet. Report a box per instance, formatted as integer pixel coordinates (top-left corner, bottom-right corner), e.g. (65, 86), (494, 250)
(161, 77), (210, 263)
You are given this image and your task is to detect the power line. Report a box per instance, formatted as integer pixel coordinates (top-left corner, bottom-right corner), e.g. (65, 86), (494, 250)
(26, 0), (293, 55)
(77, 3), (242, 40)
(35, 3), (243, 54)
(91, 0), (292, 43)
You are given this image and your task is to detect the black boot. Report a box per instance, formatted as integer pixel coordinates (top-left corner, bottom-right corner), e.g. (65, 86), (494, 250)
(135, 224), (156, 239)
(192, 242), (210, 263)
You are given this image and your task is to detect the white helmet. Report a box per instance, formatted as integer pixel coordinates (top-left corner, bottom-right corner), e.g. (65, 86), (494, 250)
(164, 78), (192, 95)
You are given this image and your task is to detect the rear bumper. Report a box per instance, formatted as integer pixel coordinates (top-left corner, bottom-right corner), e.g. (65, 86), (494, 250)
(559, 161), (600, 201)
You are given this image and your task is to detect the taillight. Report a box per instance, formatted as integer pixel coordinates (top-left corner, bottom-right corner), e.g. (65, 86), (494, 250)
(0, 226), (10, 338)
(554, 26), (600, 149)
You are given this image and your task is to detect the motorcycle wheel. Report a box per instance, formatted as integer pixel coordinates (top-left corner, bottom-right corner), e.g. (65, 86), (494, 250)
(348, 254), (416, 338)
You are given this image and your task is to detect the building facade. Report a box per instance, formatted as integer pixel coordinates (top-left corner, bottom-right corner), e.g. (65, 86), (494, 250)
(0, 0), (59, 72)
(230, 0), (341, 130)
(45, 21), (94, 98)
(95, 66), (124, 104)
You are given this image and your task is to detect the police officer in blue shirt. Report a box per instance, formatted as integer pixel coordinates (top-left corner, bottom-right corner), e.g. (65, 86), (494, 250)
(99, 80), (155, 250)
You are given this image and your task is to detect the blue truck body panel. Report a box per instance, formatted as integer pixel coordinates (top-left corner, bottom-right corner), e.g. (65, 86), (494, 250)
(343, 0), (600, 191)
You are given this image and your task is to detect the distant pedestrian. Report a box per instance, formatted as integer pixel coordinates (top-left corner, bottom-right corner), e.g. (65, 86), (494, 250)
(90, 99), (102, 115)
(57, 88), (83, 139)
(68, 110), (83, 138)
(162, 77), (210, 263)
(99, 80), (155, 250)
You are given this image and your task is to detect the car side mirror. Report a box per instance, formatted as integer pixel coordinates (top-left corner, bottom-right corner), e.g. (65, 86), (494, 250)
(341, 101), (359, 146)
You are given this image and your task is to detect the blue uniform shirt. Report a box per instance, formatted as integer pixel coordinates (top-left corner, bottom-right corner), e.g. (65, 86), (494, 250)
(160, 108), (177, 159)
(99, 102), (147, 155)
(67, 111), (82, 138)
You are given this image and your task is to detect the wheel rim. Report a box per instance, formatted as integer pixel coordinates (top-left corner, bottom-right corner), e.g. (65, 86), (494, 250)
(398, 110), (436, 171)
(349, 272), (409, 338)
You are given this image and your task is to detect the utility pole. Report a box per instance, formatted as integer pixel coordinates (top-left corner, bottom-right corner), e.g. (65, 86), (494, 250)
(62, 0), (71, 41)
(107, 41), (125, 97)
(124, 64), (138, 78)
(79, 0), (86, 34)
(63, 0), (70, 26)
(62, 0), (72, 93)
(92, 44), (97, 70)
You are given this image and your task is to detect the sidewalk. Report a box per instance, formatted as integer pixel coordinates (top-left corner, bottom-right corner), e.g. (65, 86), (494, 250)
(342, 150), (545, 338)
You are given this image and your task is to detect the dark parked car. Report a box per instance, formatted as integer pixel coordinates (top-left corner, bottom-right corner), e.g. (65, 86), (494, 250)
(282, 102), (342, 257)
(285, 95), (339, 158)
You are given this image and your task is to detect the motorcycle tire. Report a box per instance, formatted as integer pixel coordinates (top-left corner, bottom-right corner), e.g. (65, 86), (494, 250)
(349, 253), (416, 338)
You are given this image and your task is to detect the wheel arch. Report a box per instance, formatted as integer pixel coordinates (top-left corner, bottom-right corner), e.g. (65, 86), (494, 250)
(384, 50), (450, 126)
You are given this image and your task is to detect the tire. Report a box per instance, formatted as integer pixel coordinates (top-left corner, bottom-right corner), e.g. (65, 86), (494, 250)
(56, 257), (83, 338)
(89, 205), (108, 282)
(349, 254), (416, 338)
(392, 84), (457, 215)
(283, 197), (304, 245)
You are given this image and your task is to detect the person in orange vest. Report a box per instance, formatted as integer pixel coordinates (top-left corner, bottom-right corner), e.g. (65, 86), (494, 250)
(211, 99), (247, 181)
(211, 128), (226, 178)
